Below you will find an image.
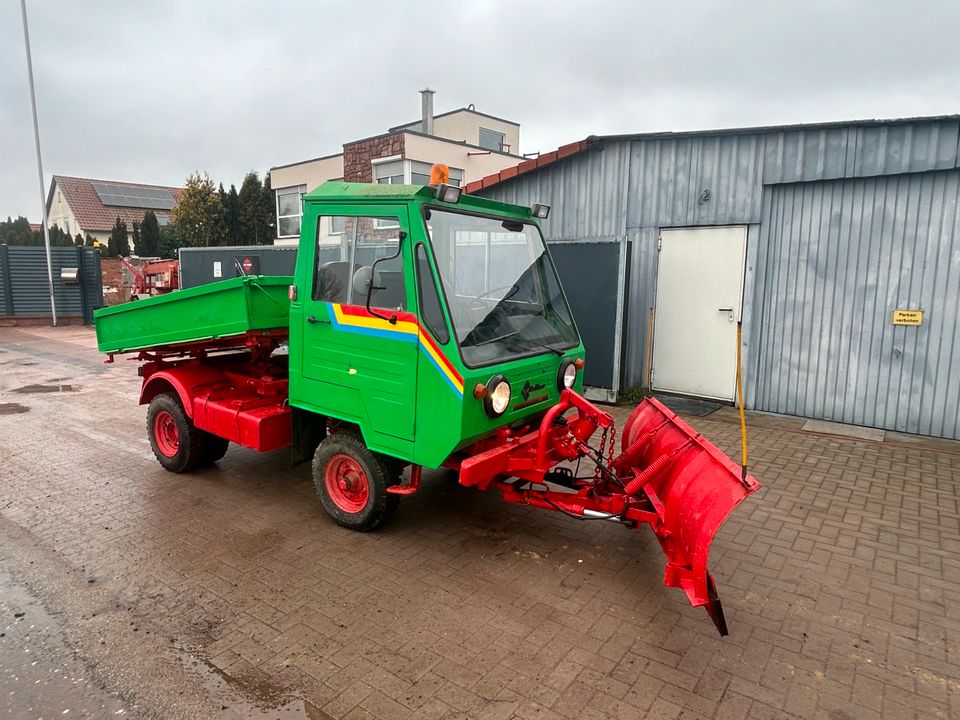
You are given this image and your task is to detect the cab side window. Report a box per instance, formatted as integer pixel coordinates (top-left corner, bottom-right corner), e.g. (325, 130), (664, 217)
(415, 244), (449, 344)
(314, 215), (405, 310)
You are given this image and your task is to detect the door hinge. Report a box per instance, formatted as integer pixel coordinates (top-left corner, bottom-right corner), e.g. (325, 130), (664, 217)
(657, 233), (662, 251)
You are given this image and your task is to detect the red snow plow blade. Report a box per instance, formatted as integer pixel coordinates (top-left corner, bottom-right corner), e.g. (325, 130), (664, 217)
(459, 390), (760, 635)
(612, 398), (760, 634)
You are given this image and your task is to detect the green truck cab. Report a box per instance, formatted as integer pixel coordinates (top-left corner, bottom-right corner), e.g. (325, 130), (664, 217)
(288, 181), (584, 470)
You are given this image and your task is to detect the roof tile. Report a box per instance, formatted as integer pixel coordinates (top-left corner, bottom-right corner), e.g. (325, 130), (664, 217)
(462, 139), (592, 194)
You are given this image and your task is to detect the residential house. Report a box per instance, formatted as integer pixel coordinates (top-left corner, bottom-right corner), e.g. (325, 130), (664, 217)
(269, 89), (524, 245)
(46, 175), (183, 248)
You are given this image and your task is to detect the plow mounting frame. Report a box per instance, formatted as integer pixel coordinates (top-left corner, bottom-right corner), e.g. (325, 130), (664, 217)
(458, 389), (760, 635)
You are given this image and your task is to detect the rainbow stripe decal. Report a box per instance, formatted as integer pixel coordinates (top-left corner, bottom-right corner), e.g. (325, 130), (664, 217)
(330, 304), (464, 398)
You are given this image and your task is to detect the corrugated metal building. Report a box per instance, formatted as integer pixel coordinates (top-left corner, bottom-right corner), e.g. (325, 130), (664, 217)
(472, 116), (960, 440)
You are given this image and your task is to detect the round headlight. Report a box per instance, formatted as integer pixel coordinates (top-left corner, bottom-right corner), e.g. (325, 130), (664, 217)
(483, 375), (511, 417)
(558, 359), (577, 390)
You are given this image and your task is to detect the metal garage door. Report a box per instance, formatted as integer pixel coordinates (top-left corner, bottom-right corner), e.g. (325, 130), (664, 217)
(750, 170), (960, 439)
(549, 239), (627, 402)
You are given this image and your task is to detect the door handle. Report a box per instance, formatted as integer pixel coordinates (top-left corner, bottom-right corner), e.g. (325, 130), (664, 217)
(306, 315), (330, 324)
(717, 308), (734, 312)
(718, 308), (736, 323)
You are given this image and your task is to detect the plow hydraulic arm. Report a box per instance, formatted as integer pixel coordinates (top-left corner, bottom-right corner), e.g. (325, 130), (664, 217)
(459, 390), (760, 635)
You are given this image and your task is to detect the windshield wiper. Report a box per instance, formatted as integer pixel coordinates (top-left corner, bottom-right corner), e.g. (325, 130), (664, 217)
(467, 329), (522, 347)
(505, 334), (563, 357)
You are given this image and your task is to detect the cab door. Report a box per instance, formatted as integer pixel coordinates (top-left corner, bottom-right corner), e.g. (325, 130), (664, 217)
(299, 208), (418, 456)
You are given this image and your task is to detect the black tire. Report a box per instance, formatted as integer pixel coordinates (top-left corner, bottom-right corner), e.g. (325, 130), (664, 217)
(312, 430), (399, 531)
(146, 393), (207, 473)
(199, 432), (229, 465)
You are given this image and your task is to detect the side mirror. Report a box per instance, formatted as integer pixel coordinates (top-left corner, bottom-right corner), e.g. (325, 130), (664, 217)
(352, 265), (381, 299)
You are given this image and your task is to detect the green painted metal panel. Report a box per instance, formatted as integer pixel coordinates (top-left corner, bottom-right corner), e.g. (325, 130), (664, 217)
(93, 275), (292, 353)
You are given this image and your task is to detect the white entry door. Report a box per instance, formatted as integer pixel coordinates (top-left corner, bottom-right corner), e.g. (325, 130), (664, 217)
(652, 226), (747, 401)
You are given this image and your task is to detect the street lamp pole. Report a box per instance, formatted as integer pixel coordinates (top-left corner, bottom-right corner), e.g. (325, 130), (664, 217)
(20, 0), (57, 326)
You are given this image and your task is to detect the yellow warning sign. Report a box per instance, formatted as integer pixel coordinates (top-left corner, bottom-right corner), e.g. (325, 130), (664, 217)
(892, 309), (924, 326)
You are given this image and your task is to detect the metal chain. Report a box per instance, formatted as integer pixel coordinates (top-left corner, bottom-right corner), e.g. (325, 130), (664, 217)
(593, 426), (608, 481)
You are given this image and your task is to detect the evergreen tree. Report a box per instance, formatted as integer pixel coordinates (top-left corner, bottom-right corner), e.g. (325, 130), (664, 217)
(237, 171), (263, 245)
(131, 221), (143, 255)
(172, 171), (226, 247)
(141, 211), (162, 257)
(260, 173), (275, 244)
(109, 217), (130, 257)
(158, 224), (181, 259)
(0, 217), (76, 247)
(223, 184), (240, 245)
(0, 216), (35, 245)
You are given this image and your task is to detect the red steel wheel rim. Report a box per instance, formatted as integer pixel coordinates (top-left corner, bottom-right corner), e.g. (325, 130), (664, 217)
(153, 409), (180, 457)
(324, 454), (370, 514)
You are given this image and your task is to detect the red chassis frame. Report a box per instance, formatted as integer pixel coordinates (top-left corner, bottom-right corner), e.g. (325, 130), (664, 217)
(112, 336), (758, 635)
(112, 331), (293, 453)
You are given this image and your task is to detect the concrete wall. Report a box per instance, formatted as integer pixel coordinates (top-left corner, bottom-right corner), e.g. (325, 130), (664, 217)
(270, 154), (344, 195)
(403, 132), (524, 183)
(394, 109), (520, 154)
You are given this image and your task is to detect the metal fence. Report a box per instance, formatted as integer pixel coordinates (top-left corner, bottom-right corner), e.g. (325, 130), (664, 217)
(0, 244), (102, 324)
(179, 246), (298, 288)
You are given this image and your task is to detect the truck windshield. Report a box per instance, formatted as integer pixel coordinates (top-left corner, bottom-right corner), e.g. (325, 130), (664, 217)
(423, 207), (578, 367)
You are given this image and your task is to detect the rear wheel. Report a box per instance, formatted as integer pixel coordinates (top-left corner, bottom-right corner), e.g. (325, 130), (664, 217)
(146, 393), (207, 473)
(312, 431), (399, 531)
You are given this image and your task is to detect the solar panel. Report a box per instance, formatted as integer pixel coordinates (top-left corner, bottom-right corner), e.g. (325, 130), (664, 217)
(93, 182), (174, 210)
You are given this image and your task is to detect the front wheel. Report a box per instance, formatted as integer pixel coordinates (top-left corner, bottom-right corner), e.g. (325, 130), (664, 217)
(312, 431), (399, 531)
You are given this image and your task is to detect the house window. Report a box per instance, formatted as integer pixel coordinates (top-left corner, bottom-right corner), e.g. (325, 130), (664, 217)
(374, 159), (404, 185)
(410, 162), (432, 187)
(478, 128), (505, 152)
(276, 185), (306, 238)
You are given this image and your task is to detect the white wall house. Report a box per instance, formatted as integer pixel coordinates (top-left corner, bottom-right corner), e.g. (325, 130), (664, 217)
(268, 90), (525, 246)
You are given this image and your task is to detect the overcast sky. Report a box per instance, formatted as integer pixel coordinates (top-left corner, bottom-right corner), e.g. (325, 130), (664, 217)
(2, 0), (958, 220)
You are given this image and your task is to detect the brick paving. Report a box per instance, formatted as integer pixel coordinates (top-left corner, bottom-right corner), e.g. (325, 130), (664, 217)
(1, 325), (958, 719)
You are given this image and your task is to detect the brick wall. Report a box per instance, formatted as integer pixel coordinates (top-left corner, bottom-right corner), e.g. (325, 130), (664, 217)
(100, 256), (125, 305)
(342, 134), (405, 182)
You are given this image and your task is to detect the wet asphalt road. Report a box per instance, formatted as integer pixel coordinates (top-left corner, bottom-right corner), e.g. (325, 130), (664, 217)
(0, 572), (127, 719)
(0, 327), (331, 720)
(3, 324), (960, 720)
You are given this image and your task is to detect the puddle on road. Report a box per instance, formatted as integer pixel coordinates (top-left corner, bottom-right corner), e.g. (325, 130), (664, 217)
(181, 653), (334, 719)
(12, 383), (78, 394)
(0, 403), (29, 415)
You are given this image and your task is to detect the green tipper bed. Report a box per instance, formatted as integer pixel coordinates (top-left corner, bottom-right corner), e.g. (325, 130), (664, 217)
(94, 275), (293, 354)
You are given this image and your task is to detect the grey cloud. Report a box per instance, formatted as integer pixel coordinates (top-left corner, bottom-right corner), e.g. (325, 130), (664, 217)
(2, 0), (958, 219)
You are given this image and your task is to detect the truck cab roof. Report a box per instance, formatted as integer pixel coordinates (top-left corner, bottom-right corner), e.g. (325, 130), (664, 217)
(305, 181), (534, 219)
